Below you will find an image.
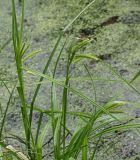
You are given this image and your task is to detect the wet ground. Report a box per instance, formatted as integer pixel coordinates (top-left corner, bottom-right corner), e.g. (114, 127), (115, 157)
(0, 0), (140, 159)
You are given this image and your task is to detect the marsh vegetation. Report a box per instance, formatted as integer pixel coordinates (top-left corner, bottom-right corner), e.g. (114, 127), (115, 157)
(0, 0), (140, 160)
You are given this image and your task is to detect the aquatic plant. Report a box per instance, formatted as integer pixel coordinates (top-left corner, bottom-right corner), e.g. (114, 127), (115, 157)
(0, 0), (140, 160)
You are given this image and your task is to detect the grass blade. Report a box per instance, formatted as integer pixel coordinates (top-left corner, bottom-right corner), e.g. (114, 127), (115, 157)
(130, 70), (140, 84)
(0, 83), (16, 140)
(22, 49), (42, 62)
(91, 123), (140, 139)
(35, 112), (43, 145)
(82, 136), (88, 160)
(90, 134), (102, 160)
(63, 0), (96, 32)
(37, 121), (50, 160)
(29, 33), (63, 130)
(54, 116), (61, 160)
(84, 64), (97, 103)
(0, 38), (11, 53)
(24, 67), (120, 122)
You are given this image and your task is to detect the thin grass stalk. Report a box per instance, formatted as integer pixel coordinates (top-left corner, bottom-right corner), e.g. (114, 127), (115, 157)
(84, 64), (97, 112)
(29, 0), (97, 146)
(63, 0), (96, 32)
(90, 134), (102, 160)
(0, 38), (11, 53)
(54, 117), (61, 160)
(0, 103), (3, 116)
(29, 33), (63, 140)
(0, 83), (16, 140)
(27, 106), (91, 119)
(0, 78), (11, 94)
(24, 67), (120, 122)
(61, 44), (77, 157)
(26, 77), (122, 86)
(35, 112), (43, 145)
(50, 38), (68, 160)
(19, 0), (24, 45)
(51, 37), (68, 134)
(62, 69), (69, 157)
(82, 136), (88, 160)
(102, 61), (140, 96)
(90, 124), (140, 140)
(12, 0), (35, 157)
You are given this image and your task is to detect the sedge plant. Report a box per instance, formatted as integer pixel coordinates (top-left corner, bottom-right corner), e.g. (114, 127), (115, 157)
(1, 0), (140, 160)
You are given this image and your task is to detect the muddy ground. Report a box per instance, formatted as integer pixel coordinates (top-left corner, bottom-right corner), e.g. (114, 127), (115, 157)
(0, 0), (140, 159)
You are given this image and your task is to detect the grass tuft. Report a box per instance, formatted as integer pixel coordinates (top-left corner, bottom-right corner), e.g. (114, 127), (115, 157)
(0, 0), (140, 160)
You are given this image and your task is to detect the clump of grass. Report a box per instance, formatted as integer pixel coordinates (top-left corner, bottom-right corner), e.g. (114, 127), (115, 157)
(0, 0), (140, 160)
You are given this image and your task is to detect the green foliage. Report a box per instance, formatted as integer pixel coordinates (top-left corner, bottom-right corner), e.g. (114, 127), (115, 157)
(0, 0), (140, 160)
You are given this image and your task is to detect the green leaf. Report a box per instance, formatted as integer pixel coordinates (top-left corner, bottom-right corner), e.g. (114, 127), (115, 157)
(37, 121), (50, 160)
(24, 67), (120, 122)
(74, 53), (99, 63)
(63, 0), (96, 32)
(0, 83), (16, 140)
(71, 39), (92, 53)
(22, 49), (42, 62)
(54, 116), (61, 160)
(103, 101), (127, 110)
(20, 42), (30, 56)
(130, 70), (140, 84)
(6, 145), (29, 160)
(82, 136), (88, 160)
(35, 112), (43, 145)
(91, 123), (140, 139)
(0, 38), (11, 53)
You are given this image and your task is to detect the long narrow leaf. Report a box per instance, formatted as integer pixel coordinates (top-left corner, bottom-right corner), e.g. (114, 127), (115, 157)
(37, 121), (50, 160)
(0, 38), (11, 53)
(0, 83), (16, 140)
